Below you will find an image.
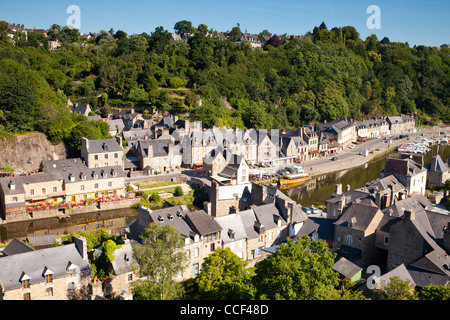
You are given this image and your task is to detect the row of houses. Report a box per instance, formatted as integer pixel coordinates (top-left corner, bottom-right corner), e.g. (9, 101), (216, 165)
(0, 137), (133, 222)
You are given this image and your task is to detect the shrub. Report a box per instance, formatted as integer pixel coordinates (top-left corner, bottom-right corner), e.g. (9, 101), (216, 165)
(174, 186), (184, 197)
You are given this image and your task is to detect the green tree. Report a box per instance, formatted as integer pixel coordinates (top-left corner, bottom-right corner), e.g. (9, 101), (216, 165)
(0, 75), (37, 133)
(419, 284), (450, 300)
(378, 276), (417, 300)
(253, 237), (340, 300)
(197, 24), (208, 33)
(174, 20), (195, 35)
(195, 247), (255, 300)
(132, 223), (187, 300)
(173, 186), (184, 197)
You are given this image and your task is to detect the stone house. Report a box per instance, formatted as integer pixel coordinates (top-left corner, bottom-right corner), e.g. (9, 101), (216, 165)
(81, 137), (124, 169)
(103, 242), (139, 298)
(319, 118), (356, 148)
(136, 139), (181, 173)
(203, 148), (227, 178)
(427, 155), (450, 187)
(0, 236), (91, 300)
(214, 213), (249, 260)
(386, 116), (405, 135)
(333, 201), (385, 267)
(381, 157), (427, 195)
(256, 129), (279, 165)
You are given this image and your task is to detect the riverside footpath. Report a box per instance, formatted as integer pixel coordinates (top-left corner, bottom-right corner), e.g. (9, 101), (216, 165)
(300, 126), (448, 177)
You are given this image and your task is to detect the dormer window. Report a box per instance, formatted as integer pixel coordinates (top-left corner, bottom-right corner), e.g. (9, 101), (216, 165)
(102, 143), (108, 151)
(9, 181), (15, 190)
(67, 262), (78, 276)
(92, 171), (98, 179)
(20, 272), (31, 289)
(101, 170), (107, 178)
(69, 174), (75, 182)
(43, 267), (54, 283)
(80, 173), (86, 180)
(111, 169), (117, 177)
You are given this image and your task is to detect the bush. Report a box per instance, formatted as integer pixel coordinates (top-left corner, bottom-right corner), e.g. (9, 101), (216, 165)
(174, 186), (184, 197)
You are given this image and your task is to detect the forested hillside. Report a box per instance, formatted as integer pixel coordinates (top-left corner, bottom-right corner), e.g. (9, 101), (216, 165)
(0, 20), (449, 151)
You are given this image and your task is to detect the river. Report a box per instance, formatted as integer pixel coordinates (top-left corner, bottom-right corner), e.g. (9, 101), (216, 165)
(1, 144), (449, 243)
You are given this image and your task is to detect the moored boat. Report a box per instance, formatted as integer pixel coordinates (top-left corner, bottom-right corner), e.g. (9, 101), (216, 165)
(279, 173), (311, 187)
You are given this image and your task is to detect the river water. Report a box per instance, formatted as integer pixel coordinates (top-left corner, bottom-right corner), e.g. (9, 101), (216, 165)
(1, 144), (449, 243)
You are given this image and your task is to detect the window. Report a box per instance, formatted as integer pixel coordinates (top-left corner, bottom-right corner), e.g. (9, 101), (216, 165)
(193, 263), (199, 277)
(80, 185), (85, 191)
(23, 293), (31, 300)
(46, 287), (53, 296)
(194, 248), (199, 257)
(22, 279), (30, 289)
(105, 154), (108, 159)
(42, 188), (46, 195)
(128, 274), (133, 282)
(108, 182), (112, 187)
(346, 234), (353, 245)
(94, 183), (98, 189)
(384, 236), (389, 245)
(94, 155), (99, 160)
(30, 189), (34, 195)
(12, 197), (18, 202)
(45, 274), (53, 284)
(53, 187), (57, 192)
(114, 153), (118, 159)
(210, 243), (215, 252)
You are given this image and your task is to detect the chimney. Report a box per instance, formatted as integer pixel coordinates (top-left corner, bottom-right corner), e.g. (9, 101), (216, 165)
(403, 209), (415, 221)
(335, 183), (342, 195)
(346, 184), (351, 192)
(388, 184), (395, 206)
(88, 277), (103, 298)
(73, 236), (88, 261)
(443, 222), (450, 253)
(81, 137), (89, 152)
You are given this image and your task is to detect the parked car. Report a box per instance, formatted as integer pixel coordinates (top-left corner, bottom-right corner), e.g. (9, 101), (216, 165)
(285, 167), (295, 173)
(349, 145), (355, 149)
(331, 157), (338, 161)
(302, 207), (313, 214)
(311, 206), (319, 214)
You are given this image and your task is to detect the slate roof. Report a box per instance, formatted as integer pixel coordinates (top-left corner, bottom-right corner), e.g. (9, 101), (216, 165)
(333, 257), (362, 279)
(111, 243), (133, 275)
(214, 214), (247, 244)
(2, 239), (34, 256)
(429, 155), (449, 173)
(253, 203), (286, 229)
(41, 158), (85, 173)
(138, 139), (172, 158)
(147, 205), (194, 239)
(0, 243), (90, 291)
(238, 209), (260, 240)
(379, 263), (416, 286)
(26, 235), (56, 248)
(382, 194), (432, 217)
(384, 157), (425, 177)
(365, 175), (406, 194)
(334, 202), (381, 232)
(86, 138), (122, 154)
(185, 210), (222, 236)
(309, 217), (335, 241)
(61, 166), (124, 184)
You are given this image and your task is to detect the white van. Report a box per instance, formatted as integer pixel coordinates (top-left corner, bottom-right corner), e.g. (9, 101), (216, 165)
(293, 165), (304, 173)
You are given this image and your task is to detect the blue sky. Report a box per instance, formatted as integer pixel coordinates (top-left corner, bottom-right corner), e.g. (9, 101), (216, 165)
(1, 0), (449, 47)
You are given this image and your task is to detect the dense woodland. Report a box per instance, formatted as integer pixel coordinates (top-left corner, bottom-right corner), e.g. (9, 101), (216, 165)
(0, 20), (449, 152)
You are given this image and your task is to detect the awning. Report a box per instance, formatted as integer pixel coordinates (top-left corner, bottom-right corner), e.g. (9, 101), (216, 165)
(309, 150), (320, 155)
(194, 162), (204, 167)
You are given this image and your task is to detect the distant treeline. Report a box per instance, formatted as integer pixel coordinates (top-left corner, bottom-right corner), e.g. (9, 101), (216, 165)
(0, 20), (449, 152)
